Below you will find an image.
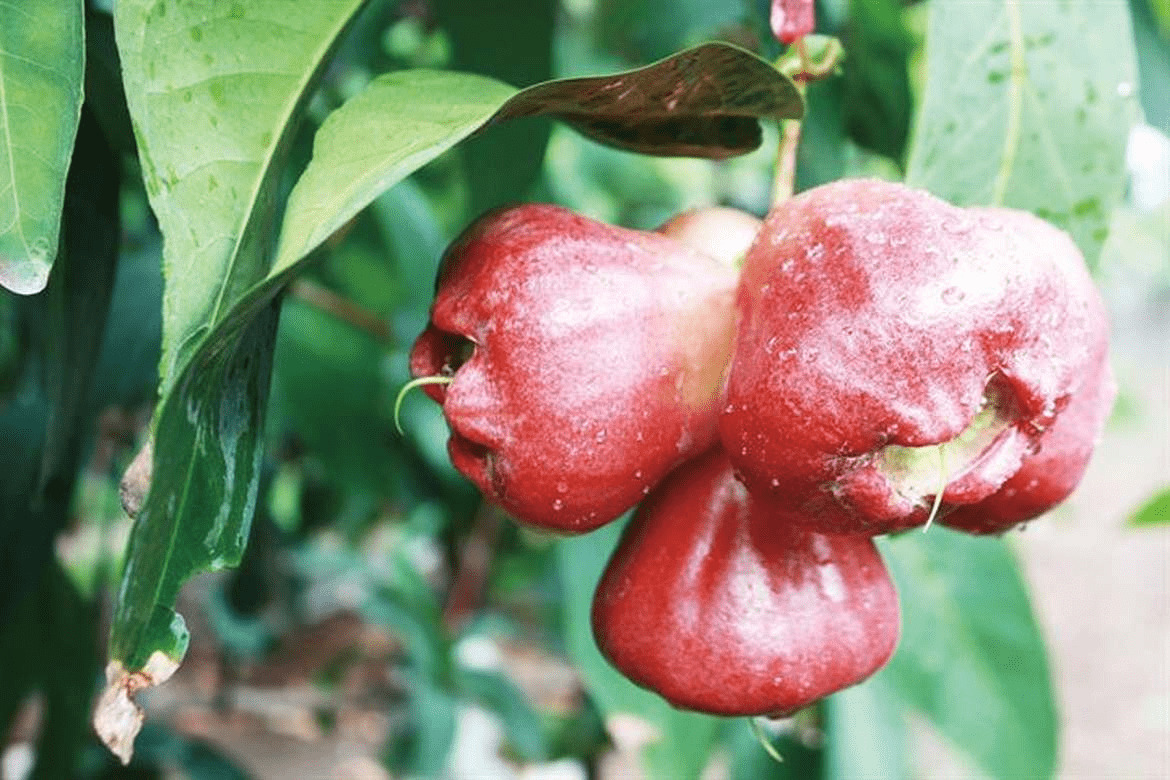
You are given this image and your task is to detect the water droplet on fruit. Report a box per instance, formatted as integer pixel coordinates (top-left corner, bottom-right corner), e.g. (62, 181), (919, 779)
(553, 499), (564, 511)
(634, 470), (643, 480)
(659, 366), (670, 377)
(740, 446), (748, 456)
(642, 485), (651, 495)
(635, 430), (644, 442)
(594, 430), (607, 443)
(556, 482), (568, 494)
(770, 478), (780, 488)
(942, 286), (966, 304)
(724, 403), (735, 414)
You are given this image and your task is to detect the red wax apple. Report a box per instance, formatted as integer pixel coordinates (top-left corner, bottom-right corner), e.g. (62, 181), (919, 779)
(410, 204), (737, 532)
(656, 206), (763, 268)
(592, 447), (900, 716)
(720, 179), (1112, 534)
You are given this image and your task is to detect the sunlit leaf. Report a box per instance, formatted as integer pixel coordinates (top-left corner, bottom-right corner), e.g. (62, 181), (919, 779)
(906, 0), (1140, 262)
(273, 43), (802, 275)
(0, 0), (84, 294)
(114, 0), (367, 390)
(99, 0), (368, 762)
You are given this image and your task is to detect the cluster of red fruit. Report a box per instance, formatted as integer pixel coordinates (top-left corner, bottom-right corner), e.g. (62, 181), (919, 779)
(409, 178), (1113, 716)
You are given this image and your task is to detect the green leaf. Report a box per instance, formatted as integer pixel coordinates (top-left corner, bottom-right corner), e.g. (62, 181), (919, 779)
(843, 0), (914, 161)
(434, 0), (556, 215)
(879, 528), (1057, 780)
(113, 0), (368, 390)
(1129, 486), (1170, 526)
(555, 521), (723, 779)
(824, 677), (910, 780)
(108, 302), (281, 672)
(906, 0), (1140, 262)
(273, 43), (802, 276)
(99, 0), (367, 761)
(0, 0), (84, 294)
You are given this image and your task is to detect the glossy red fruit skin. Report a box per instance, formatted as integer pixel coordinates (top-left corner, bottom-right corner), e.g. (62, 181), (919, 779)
(592, 447), (900, 717)
(720, 179), (1111, 534)
(410, 204), (738, 533)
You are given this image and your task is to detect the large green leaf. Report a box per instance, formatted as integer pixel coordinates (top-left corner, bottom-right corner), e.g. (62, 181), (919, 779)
(556, 521), (723, 779)
(273, 43), (802, 275)
(906, 0), (1140, 262)
(0, 0), (84, 294)
(98, 0), (368, 763)
(114, 0), (368, 390)
(879, 529), (1057, 780)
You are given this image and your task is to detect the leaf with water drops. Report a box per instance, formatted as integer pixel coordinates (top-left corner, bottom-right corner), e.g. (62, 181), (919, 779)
(97, 0), (367, 763)
(906, 0), (1140, 263)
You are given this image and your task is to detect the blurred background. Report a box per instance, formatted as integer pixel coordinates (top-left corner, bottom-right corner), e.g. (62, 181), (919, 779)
(1, 0), (1167, 777)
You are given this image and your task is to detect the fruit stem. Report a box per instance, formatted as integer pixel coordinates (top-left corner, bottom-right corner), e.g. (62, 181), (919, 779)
(749, 717), (786, 764)
(393, 375), (454, 434)
(923, 445), (948, 532)
(773, 118), (803, 205)
(771, 37), (843, 206)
